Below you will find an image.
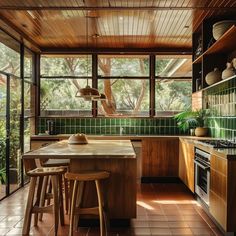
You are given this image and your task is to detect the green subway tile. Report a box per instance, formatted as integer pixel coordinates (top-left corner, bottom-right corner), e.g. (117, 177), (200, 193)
(101, 119), (106, 126)
(60, 118), (66, 126)
(76, 118), (80, 126)
(71, 119), (76, 126)
(65, 119), (70, 126)
(101, 127), (105, 134)
(106, 119), (111, 126)
(80, 118), (85, 126)
(95, 127), (101, 134)
(85, 119), (91, 126)
(80, 127), (85, 134)
(110, 119), (116, 125)
(95, 118), (101, 126)
(140, 119), (145, 126)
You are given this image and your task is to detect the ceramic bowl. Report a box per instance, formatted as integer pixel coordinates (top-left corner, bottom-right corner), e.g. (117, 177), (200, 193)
(68, 133), (88, 144)
(213, 20), (236, 40)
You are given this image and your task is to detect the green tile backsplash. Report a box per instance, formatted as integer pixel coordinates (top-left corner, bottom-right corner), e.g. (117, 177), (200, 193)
(38, 117), (182, 135)
(204, 76), (236, 139)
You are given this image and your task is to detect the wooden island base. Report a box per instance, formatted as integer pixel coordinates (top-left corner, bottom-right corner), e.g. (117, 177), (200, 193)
(69, 158), (137, 220)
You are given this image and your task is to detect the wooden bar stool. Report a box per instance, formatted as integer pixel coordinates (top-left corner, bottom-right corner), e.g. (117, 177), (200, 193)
(22, 167), (66, 236)
(39, 159), (70, 217)
(65, 171), (110, 236)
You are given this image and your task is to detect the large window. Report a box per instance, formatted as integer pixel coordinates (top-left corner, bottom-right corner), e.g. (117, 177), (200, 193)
(40, 55), (92, 116)
(39, 54), (192, 117)
(155, 55), (192, 116)
(97, 55), (149, 117)
(24, 48), (35, 153)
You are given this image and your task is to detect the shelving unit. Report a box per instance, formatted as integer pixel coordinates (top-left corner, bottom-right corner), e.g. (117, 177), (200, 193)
(192, 19), (236, 94)
(193, 25), (236, 64)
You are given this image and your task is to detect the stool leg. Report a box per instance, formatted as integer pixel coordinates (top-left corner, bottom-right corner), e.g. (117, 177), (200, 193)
(46, 176), (52, 206)
(58, 174), (65, 226)
(22, 177), (37, 236)
(69, 180), (79, 236)
(95, 180), (105, 236)
(64, 175), (69, 214)
(34, 176), (43, 226)
(51, 176), (59, 236)
(39, 175), (49, 221)
(74, 181), (84, 231)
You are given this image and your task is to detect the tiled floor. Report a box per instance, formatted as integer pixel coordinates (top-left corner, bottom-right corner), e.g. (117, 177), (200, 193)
(0, 183), (224, 235)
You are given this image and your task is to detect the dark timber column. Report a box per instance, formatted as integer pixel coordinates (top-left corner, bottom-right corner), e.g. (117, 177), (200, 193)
(150, 54), (155, 117)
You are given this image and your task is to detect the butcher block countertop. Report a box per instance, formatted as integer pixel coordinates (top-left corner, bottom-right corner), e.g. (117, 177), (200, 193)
(24, 139), (136, 159)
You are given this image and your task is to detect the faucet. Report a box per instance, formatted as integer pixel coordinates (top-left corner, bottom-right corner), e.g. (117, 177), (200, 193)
(120, 127), (124, 135)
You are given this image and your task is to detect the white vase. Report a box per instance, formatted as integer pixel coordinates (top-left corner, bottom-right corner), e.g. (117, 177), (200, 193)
(222, 62), (235, 80)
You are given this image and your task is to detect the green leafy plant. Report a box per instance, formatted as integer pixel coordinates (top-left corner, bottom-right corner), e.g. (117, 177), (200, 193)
(174, 109), (210, 132)
(0, 167), (6, 184)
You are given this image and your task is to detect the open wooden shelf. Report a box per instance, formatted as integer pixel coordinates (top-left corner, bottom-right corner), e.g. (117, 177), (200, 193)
(193, 25), (236, 64)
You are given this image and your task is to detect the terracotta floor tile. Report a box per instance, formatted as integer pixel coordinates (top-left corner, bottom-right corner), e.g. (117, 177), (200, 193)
(191, 227), (215, 235)
(132, 227), (151, 235)
(170, 227), (193, 235)
(0, 183), (224, 236)
(131, 220), (149, 228)
(165, 215), (185, 222)
(150, 227), (172, 235)
(149, 221), (169, 228)
(147, 215), (167, 221)
(186, 221), (209, 228)
(167, 221), (189, 228)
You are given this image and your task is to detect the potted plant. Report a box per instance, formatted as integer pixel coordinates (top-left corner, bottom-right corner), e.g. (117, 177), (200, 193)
(174, 109), (210, 137)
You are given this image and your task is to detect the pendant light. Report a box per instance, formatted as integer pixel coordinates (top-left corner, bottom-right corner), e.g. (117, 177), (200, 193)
(76, 11), (100, 100)
(92, 92), (107, 101)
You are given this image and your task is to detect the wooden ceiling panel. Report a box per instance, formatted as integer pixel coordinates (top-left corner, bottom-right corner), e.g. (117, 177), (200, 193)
(0, 1), (236, 51)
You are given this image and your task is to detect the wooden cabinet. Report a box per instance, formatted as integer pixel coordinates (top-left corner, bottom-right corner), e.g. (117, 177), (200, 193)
(142, 137), (179, 177)
(210, 154), (236, 232)
(178, 138), (195, 192)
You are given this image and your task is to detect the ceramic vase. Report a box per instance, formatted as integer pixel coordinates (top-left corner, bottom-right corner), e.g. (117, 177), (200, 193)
(205, 68), (222, 85)
(195, 127), (208, 137)
(222, 62), (235, 80)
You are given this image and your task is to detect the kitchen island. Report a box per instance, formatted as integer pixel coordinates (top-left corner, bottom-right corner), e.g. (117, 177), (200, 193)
(23, 140), (137, 220)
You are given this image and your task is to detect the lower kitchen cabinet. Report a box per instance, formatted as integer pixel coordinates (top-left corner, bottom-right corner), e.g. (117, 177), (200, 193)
(142, 137), (179, 177)
(178, 138), (195, 192)
(210, 154), (236, 232)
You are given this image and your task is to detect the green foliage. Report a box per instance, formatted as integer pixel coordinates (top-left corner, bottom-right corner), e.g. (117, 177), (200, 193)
(174, 109), (211, 132)
(0, 167), (6, 184)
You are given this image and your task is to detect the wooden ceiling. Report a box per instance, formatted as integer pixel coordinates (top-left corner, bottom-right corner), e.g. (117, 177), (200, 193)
(0, 0), (236, 52)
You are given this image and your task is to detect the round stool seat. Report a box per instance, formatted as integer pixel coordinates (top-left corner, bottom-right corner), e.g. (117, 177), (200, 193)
(42, 159), (70, 167)
(27, 167), (67, 177)
(65, 171), (110, 181)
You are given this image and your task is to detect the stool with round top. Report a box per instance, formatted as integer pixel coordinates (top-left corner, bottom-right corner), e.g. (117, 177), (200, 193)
(22, 166), (66, 236)
(65, 170), (110, 236)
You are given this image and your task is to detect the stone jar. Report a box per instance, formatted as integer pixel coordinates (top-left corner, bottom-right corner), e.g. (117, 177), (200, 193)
(205, 68), (222, 85)
(222, 62), (235, 80)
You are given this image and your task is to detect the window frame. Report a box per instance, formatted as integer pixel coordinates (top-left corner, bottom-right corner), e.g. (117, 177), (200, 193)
(38, 54), (192, 118)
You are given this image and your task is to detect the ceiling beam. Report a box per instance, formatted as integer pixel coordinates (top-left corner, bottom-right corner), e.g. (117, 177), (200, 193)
(0, 6), (236, 11)
(40, 47), (192, 54)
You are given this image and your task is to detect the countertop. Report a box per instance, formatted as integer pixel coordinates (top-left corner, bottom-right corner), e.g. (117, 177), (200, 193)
(30, 134), (236, 159)
(24, 139), (136, 159)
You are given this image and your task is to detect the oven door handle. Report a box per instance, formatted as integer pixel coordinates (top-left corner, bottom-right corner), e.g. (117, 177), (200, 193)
(194, 159), (210, 170)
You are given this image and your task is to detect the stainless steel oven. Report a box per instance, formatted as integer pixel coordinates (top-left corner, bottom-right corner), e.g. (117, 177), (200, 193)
(194, 148), (211, 206)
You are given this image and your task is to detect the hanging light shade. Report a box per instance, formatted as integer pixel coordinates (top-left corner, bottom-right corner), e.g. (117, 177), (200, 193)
(92, 93), (107, 101)
(76, 85), (100, 100)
